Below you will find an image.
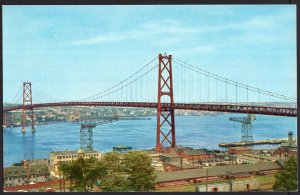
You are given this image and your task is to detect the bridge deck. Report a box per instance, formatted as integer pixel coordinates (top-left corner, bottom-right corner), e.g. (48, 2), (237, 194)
(3, 102), (297, 117)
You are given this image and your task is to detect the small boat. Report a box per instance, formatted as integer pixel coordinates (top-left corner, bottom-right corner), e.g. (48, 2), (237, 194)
(113, 146), (132, 151)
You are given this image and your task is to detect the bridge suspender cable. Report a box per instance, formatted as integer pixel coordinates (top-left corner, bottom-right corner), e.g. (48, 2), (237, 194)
(9, 85), (23, 105)
(84, 64), (158, 101)
(173, 58), (296, 102)
(77, 57), (157, 101)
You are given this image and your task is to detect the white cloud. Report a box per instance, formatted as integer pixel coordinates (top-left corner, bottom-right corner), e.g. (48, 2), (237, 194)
(68, 10), (294, 47)
(225, 11), (295, 45)
(174, 44), (218, 55)
(140, 19), (199, 34)
(70, 34), (124, 45)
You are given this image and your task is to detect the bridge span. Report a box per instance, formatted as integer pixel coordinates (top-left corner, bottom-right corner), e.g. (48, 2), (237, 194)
(3, 101), (297, 117)
(3, 54), (297, 151)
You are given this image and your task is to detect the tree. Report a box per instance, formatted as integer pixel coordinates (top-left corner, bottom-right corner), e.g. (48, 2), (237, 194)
(123, 151), (156, 191)
(59, 151), (157, 192)
(98, 152), (129, 192)
(59, 157), (107, 192)
(273, 155), (297, 191)
(100, 151), (156, 192)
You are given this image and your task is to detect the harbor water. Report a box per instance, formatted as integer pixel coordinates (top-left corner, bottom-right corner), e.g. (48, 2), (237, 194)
(3, 113), (297, 167)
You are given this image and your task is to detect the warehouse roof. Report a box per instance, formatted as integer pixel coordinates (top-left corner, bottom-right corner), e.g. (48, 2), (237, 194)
(165, 162), (198, 169)
(155, 161), (282, 183)
(276, 159), (287, 168)
(238, 154), (278, 162)
(183, 149), (210, 156)
(160, 153), (180, 158)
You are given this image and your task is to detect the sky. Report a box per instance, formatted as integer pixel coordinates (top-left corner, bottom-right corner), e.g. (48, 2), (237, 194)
(3, 5), (297, 103)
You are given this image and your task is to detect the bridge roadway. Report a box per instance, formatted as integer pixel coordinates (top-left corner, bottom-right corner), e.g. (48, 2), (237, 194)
(3, 102), (297, 117)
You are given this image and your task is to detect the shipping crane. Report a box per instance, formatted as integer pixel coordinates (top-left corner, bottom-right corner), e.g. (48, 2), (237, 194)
(80, 114), (119, 150)
(229, 114), (256, 142)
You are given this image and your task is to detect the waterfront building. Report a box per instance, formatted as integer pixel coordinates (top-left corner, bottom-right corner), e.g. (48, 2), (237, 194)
(163, 161), (198, 172)
(155, 160), (285, 188)
(159, 153), (181, 163)
(274, 131), (298, 158)
(228, 147), (252, 155)
(195, 179), (259, 192)
(67, 113), (80, 121)
(3, 164), (49, 188)
(175, 148), (214, 162)
(280, 131), (297, 151)
(49, 149), (101, 173)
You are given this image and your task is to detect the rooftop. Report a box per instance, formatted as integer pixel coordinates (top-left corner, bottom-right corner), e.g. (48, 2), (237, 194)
(183, 149), (210, 156)
(276, 159), (288, 168)
(165, 162), (198, 169)
(238, 154), (279, 162)
(4, 164), (49, 178)
(50, 149), (100, 155)
(280, 142), (297, 148)
(155, 161), (282, 183)
(160, 153), (180, 158)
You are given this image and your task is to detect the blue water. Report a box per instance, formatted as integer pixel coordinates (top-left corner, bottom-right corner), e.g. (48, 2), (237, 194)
(3, 114), (297, 167)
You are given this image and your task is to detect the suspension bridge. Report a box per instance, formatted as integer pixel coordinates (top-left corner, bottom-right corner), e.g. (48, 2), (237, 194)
(3, 54), (297, 151)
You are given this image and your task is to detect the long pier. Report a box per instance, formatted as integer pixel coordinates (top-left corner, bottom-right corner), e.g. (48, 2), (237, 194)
(219, 138), (288, 147)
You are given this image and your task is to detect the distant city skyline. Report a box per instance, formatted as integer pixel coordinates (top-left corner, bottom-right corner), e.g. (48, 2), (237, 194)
(3, 5), (297, 103)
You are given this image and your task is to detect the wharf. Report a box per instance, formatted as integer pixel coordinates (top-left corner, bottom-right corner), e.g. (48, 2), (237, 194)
(219, 138), (287, 147)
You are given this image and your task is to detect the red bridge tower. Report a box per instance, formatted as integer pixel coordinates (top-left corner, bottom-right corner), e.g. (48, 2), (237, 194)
(22, 82), (35, 133)
(156, 54), (176, 151)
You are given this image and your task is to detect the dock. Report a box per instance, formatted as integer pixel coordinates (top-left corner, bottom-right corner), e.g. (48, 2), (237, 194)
(219, 138), (288, 147)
